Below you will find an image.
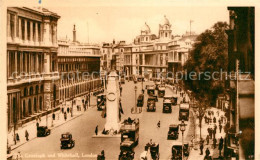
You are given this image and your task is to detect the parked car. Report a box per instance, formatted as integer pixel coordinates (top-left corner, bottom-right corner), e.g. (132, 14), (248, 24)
(37, 126), (51, 137)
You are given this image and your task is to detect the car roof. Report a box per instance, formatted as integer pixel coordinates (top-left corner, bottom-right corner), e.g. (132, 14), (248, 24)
(169, 124), (179, 128)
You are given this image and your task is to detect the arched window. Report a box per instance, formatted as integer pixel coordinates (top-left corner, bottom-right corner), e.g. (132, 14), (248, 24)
(28, 99), (32, 115)
(23, 100), (26, 117)
(39, 96), (42, 111)
(34, 97), (37, 112)
(40, 84), (44, 93)
(29, 87), (33, 95)
(165, 33), (168, 37)
(35, 85), (39, 94)
(24, 88), (27, 97)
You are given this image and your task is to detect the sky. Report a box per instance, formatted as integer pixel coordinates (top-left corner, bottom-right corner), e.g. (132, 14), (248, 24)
(48, 6), (229, 44)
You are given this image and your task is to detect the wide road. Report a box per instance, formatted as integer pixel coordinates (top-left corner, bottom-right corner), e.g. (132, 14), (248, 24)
(14, 80), (194, 160)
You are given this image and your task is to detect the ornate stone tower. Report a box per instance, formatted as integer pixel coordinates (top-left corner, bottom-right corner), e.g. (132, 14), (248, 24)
(158, 15), (172, 40)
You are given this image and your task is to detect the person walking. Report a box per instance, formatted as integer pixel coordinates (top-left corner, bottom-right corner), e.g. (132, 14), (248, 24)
(205, 148), (210, 157)
(157, 121), (161, 128)
(219, 124), (222, 133)
(120, 85), (122, 96)
(67, 107), (69, 113)
(213, 138), (217, 149)
(219, 137), (224, 156)
(206, 135), (209, 145)
(25, 130), (29, 141)
(200, 142), (204, 155)
(16, 133), (20, 143)
(213, 117), (216, 123)
(95, 125), (98, 135)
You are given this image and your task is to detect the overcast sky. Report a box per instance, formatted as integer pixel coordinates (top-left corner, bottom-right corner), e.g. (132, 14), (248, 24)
(48, 6), (229, 44)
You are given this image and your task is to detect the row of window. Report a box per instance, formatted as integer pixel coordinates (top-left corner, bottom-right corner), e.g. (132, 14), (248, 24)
(23, 85), (44, 97)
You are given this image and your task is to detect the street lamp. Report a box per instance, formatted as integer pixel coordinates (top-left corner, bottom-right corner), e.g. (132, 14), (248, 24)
(134, 86), (137, 113)
(180, 120), (186, 160)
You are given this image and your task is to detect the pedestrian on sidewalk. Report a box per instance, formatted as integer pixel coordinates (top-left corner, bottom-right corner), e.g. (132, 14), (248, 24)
(52, 113), (55, 120)
(217, 110), (219, 117)
(213, 138), (217, 149)
(206, 135), (209, 145)
(213, 117), (216, 123)
(95, 125), (98, 135)
(61, 107), (64, 113)
(219, 124), (222, 133)
(200, 142), (204, 155)
(219, 137), (224, 156)
(16, 133), (20, 143)
(205, 148), (210, 157)
(120, 85), (122, 96)
(213, 128), (216, 139)
(25, 130), (29, 141)
(67, 107), (70, 113)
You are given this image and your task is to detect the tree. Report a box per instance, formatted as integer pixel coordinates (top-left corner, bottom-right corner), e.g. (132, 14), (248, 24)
(184, 21), (228, 105)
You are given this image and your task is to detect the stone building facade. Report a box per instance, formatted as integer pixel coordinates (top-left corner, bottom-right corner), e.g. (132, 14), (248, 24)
(7, 7), (60, 130)
(57, 25), (102, 103)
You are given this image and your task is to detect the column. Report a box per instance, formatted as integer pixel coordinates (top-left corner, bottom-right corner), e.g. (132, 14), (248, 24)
(157, 54), (160, 66)
(14, 15), (18, 42)
(177, 52), (179, 62)
(20, 51), (23, 73)
(7, 13), (11, 42)
(28, 53), (31, 74)
(163, 54), (166, 66)
(14, 51), (17, 78)
(18, 18), (22, 43)
(44, 53), (50, 74)
(43, 20), (50, 46)
(142, 54), (145, 66)
(30, 21), (33, 45)
(35, 22), (39, 45)
(36, 53), (39, 73)
(24, 19), (28, 44)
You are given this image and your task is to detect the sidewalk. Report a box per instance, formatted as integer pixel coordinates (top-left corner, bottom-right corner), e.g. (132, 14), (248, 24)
(8, 95), (97, 151)
(188, 107), (226, 160)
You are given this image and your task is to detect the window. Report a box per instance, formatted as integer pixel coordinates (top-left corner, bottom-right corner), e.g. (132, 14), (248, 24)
(21, 19), (25, 40)
(27, 21), (30, 41)
(24, 88), (27, 97)
(10, 14), (15, 39)
(29, 87), (34, 95)
(146, 37), (148, 41)
(165, 33), (168, 37)
(38, 23), (41, 42)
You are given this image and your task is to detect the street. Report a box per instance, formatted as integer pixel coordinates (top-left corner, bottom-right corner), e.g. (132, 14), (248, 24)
(13, 80), (194, 160)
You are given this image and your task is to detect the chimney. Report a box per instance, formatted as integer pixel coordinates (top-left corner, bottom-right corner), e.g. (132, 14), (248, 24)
(73, 24), (76, 42)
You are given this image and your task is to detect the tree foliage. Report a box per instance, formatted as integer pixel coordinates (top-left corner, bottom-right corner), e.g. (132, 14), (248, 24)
(184, 21), (228, 105)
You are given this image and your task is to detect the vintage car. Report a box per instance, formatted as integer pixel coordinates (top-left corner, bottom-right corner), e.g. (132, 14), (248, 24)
(158, 85), (166, 98)
(171, 142), (189, 160)
(179, 103), (190, 121)
(147, 85), (155, 96)
(60, 132), (75, 149)
(97, 94), (106, 111)
(37, 126), (51, 137)
(118, 145), (135, 160)
(147, 97), (156, 112)
(172, 96), (178, 105)
(137, 94), (144, 107)
(163, 99), (172, 113)
(167, 124), (179, 140)
(140, 141), (159, 160)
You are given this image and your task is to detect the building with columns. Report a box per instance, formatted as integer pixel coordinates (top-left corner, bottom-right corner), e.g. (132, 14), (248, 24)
(124, 16), (197, 79)
(58, 25), (102, 104)
(7, 7), (60, 130)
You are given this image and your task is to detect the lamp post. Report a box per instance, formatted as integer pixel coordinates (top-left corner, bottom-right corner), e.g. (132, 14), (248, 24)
(134, 86), (137, 113)
(180, 120), (186, 160)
